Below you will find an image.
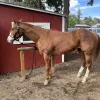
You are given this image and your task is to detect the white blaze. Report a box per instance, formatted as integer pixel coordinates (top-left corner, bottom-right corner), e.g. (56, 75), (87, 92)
(7, 22), (14, 43)
(7, 32), (14, 43)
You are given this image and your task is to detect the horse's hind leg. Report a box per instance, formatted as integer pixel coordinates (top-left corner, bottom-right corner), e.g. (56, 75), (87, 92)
(77, 48), (86, 78)
(82, 53), (92, 83)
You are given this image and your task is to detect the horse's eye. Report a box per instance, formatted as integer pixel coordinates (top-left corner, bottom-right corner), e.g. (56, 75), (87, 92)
(11, 28), (14, 31)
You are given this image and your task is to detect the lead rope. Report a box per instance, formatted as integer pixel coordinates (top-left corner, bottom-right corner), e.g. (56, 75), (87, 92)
(16, 40), (37, 78)
(27, 48), (36, 77)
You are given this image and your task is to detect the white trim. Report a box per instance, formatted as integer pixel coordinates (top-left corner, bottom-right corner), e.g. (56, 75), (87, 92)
(62, 16), (65, 32)
(62, 16), (65, 62)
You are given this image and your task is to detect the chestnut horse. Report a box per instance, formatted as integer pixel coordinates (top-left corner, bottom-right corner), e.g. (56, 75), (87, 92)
(7, 20), (100, 85)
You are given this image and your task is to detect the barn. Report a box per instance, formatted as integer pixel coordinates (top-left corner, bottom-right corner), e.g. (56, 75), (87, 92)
(0, 1), (65, 74)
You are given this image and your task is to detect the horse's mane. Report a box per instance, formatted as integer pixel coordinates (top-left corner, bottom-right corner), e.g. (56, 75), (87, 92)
(19, 21), (47, 31)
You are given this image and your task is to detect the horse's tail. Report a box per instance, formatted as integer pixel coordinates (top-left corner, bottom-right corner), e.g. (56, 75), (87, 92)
(94, 35), (100, 60)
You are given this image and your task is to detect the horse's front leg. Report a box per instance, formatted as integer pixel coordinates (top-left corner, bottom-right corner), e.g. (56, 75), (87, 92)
(43, 53), (51, 85)
(50, 55), (55, 77)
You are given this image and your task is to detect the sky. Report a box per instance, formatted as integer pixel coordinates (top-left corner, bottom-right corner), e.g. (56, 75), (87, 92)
(70, 0), (100, 18)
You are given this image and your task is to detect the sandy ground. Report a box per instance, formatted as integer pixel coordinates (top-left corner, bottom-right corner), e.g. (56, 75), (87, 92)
(0, 52), (100, 100)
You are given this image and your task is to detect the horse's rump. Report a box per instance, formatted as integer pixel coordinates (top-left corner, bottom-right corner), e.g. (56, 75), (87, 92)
(94, 35), (100, 60)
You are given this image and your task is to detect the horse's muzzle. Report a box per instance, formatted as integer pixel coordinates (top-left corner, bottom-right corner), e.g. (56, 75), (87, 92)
(7, 35), (14, 43)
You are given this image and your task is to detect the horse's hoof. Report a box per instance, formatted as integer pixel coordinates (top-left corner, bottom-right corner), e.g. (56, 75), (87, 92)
(82, 79), (86, 83)
(18, 76), (26, 82)
(44, 80), (49, 85)
(77, 74), (81, 78)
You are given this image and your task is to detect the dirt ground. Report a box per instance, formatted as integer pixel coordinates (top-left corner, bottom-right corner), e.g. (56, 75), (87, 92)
(0, 52), (100, 100)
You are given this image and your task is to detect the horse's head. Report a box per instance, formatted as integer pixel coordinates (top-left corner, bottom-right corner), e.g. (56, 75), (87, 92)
(7, 20), (23, 43)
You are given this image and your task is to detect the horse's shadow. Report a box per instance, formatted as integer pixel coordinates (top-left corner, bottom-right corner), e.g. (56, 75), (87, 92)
(64, 51), (80, 62)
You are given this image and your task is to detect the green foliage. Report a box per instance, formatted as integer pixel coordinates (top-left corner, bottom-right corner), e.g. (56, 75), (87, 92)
(22, 0), (63, 12)
(46, 0), (63, 13)
(68, 15), (77, 28)
(23, 0), (45, 9)
(68, 14), (100, 28)
(77, 8), (82, 24)
(93, 17), (100, 24)
(82, 16), (94, 26)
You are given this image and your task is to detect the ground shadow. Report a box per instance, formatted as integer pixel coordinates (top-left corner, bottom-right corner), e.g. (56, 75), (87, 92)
(64, 51), (80, 62)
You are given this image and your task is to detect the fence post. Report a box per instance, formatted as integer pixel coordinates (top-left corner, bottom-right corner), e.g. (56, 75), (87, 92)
(20, 50), (25, 79)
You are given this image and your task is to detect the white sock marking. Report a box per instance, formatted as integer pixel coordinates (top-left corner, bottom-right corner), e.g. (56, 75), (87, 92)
(44, 80), (49, 85)
(77, 66), (84, 78)
(82, 68), (90, 83)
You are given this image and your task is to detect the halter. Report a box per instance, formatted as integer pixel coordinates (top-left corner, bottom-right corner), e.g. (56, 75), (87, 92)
(14, 26), (20, 40)
(10, 25), (23, 41)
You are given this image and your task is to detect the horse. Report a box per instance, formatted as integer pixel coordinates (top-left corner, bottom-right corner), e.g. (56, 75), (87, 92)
(7, 20), (100, 85)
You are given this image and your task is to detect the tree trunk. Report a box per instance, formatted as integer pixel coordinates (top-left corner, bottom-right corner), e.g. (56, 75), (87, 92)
(63, 0), (70, 62)
(63, 0), (70, 31)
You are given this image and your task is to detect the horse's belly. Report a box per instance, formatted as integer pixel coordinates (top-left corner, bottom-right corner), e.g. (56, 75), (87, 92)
(53, 46), (75, 55)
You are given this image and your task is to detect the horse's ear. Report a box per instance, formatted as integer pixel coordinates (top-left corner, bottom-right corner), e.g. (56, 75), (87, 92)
(12, 18), (16, 23)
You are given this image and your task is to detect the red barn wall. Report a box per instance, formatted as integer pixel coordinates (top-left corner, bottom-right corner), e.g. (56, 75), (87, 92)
(0, 4), (62, 74)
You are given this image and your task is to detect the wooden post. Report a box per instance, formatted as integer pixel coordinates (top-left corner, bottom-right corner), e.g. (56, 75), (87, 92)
(20, 50), (25, 79)
(17, 47), (36, 79)
(18, 47), (35, 51)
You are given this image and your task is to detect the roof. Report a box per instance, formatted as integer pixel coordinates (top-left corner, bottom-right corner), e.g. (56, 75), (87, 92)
(91, 23), (100, 28)
(75, 24), (90, 27)
(0, 1), (65, 17)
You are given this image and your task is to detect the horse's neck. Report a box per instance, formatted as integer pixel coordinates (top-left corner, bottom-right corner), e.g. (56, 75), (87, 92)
(20, 23), (40, 42)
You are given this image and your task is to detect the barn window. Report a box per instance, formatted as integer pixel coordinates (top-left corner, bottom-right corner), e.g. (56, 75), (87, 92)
(13, 23), (50, 44)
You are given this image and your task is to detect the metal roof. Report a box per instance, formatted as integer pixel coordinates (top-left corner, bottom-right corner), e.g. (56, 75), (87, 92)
(0, 1), (65, 17)
(75, 24), (90, 27)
